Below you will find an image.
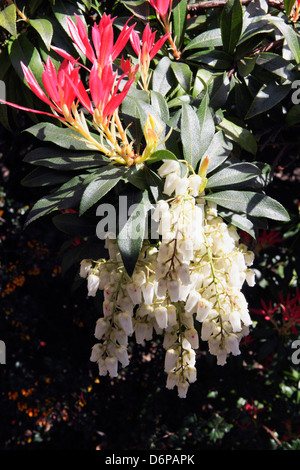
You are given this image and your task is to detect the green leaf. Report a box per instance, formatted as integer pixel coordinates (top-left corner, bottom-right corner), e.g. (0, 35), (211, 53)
(152, 56), (173, 96)
(204, 190), (290, 221)
(9, 34), (44, 87)
(147, 149), (178, 164)
(0, 4), (16, 36)
(183, 28), (223, 52)
(188, 50), (233, 69)
(203, 131), (233, 174)
(172, 0), (187, 49)
(26, 122), (96, 151)
(21, 167), (70, 187)
(181, 103), (201, 169)
(219, 210), (256, 238)
(117, 189), (151, 277)
(79, 166), (125, 215)
(171, 62), (192, 92)
(120, 0), (150, 20)
(144, 167), (165, 202)
(24, 175), (86, 227)
(284, 0), (296, 17)
(267, 16), (300, 64)
(30, 19), (54, 50)
(245, 83), (291, 119)
(24, 147), (108, 170)
(197, 94), (215, 160)
(52, 213), (95, 237)
(206, 162), (261, 189)
(286, 105), (300, 126)
(218, 117), (257, 154)
(220, 0), (243, 54)
(255, 52), (295, 80)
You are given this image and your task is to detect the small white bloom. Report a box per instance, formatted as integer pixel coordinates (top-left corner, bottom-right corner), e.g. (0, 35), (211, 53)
(166, 371), (178, 390)
(115, 346), (130, 367)
(185, 291), (201, 315)
(245, 268), (256, 287)
(142, 282), (155, 305)
(188, 174), (202, 197)
(105, 356), (118, 377)
(196, 298), (212, 322)
(80, 259), (92, 278)
(185, 365), (197, 383)
(224, 334), (240, 356)
(184, 328), (199, 349)
(154, 306), (168, 329)
(87, 274), (100, 297)
(164, 348), (178, 371)
(126, 283), (142, 305)
(167, 305), (177, 326)
(158, 160), (180, 177)
(177, 264), (191, 285)
(167, 280), (180, 302)
(135, 322), (148, 344)
(163, 172), (180, 196)
(152, 199), (170, 222)
(175, 177), (189, 196)
(94, 318), (109, 339)
(177, 380), (189, 398)
(117, 311), (134, 336)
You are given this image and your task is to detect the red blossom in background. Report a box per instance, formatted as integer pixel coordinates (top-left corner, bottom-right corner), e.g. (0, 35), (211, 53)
(251, 289), (300, 335)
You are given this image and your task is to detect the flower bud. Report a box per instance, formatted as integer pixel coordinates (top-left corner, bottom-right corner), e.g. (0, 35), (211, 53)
(154, 306), (168, 329)
(164, 348), (178, 371)
(95, 318), (109, 339)
(87, 274), (100, 297)
(117, 311), (134, 335)
(142, 282), (155, 304)
(167, 280), (180, 302)
(184, 328), (199, 349)
(105, 356), (118, 377)
(80, 259), (92, 278)
(158, 160), (180, 177)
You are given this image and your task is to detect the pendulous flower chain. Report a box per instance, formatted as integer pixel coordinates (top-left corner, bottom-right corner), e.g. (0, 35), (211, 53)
(81, 161), (256, 398)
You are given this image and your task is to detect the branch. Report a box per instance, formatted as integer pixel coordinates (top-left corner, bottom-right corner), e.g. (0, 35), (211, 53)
(188, 0), (285, 13)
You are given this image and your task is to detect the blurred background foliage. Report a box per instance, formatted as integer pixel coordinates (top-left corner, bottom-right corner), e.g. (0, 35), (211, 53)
(0, 0), (300, 450)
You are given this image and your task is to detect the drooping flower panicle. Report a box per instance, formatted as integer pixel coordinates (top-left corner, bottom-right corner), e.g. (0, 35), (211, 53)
(82, 160), (256, 398)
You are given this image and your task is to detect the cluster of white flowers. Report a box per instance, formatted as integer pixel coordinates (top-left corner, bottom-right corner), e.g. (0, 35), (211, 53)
(80, 160), (255, 398)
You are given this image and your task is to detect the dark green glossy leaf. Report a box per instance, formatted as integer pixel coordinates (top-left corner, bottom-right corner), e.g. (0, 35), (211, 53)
(24, 147), (108, 170)
(171, 62), (192, 92)
(117, 189), (151, 277)
(0, 4), (16, 36)
(181, 103), (201, 169)
(220, 0), (243, 54)
(24, 175), (87, 227)
(204, 131), (233, 174)
(26, 122), (97, 151)
(188, 50), (232, 69)
(21, 167), (70, 187)
(173, 0), (187, 49)
(204, 190), (290, 221)
(30, 18), (53, 50)
(147, 149), (178, 164)
(246, 83), (291, 119)
(52, 213), (96, 237)
(206, 162), (261, 189)
(80, 166), (125, 215)
(152, 56), (173, 96)
(9, 34), (44, 87)
(218, 117), (257, 154)
(197, 94), (215, 161)
(183, 28), (223, 52)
